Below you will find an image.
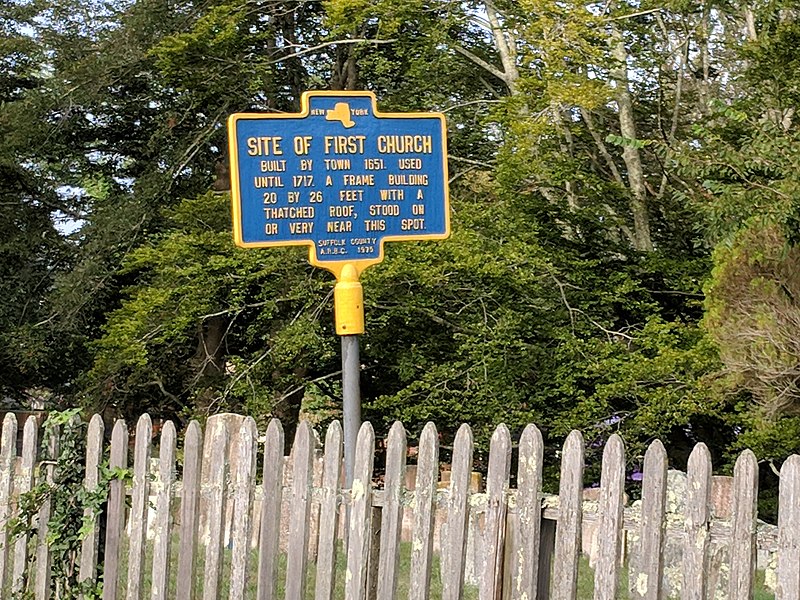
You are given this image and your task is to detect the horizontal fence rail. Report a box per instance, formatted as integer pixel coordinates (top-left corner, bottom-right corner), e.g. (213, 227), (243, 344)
(0, 411), (795, 599)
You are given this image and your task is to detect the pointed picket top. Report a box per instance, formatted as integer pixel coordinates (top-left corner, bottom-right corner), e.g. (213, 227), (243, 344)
(409, 422), (440, 600)
(79, 414), (105, 585)
(285, 420), (316, 600)
(552, 430), (585, 600)
(13, 416), (39, 595)
(103, 419), (129, 600)
(315, 420), (344, 600)
(594, 434), (625, 600)
(512, 423), (543, 600)
(176, 420), (203, 600)
(126, 413), (153, 600)
(481, 423), (512, 600)
(0, 411), (17, 451)
(256, 418), (285, 600)
(345, 421), (376, 600)
(0, 412), (18, 592)
(229, 417), (258, 600)
(202, 421), (229, 600)
(630, 438), (667, 600)
(683, 442), (712, 600)
(442, 423), (474, 600)
(151, 420), (177, 600)
(377, 421), (408, 600)
(729, 449), (758, 600)
(777, 454), (800, 600)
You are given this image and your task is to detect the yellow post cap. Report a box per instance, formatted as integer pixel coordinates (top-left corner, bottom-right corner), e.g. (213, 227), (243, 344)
(334, 263), (365, 335)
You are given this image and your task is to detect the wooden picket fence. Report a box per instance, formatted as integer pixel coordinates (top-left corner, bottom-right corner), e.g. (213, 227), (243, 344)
(0, 411), (800, 599)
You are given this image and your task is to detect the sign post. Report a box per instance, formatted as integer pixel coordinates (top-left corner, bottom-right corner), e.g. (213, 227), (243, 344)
(228, 90), (450, 489)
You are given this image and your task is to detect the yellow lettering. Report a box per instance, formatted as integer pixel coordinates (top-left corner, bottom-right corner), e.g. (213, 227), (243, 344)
(329, 205), (354, 218)
(339, 190), (364, 202)
(327, 220), (353, 232)
(342, 174), (375, 185)
(365, 219), (386, 231)
(323, 135), (366, 154)
(379, 189), (404, 201)
(246, 136), (284, 156)
(376, 135), (433, 154)
(289, 222), (314, 235)
(401, 218), (426, 231)
(369, 204), (400, 216)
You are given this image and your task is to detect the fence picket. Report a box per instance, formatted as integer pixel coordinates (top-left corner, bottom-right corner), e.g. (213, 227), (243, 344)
(442, 423), (474, 600)
(78, 415), (104, 591)
(284, 421), (316, 600)
(256, 419), (284, 600)
(12, 416), (38, 595)
(629, 439), (667, 600)
(345, 422), (375, 600)
(34, 421), (59, 600)
(126, 414), (153, 600)
(227, 418), (257, 600)
(512, 424), (543, 600)
(202, 423), (229, 600)
(103, 420), (128, 600)
(552, 430), (585, 600)
(409, 422), (440, 600)
(682, 443), (712, 600)
(729, 450), (758, 600)
(0, 413), (17, 592)
(778, 454), (800, 599)
(176, 421), (203, 600)
(375, 422), (406, 600)
(593, 434), (625, 600)
(315, 421), (344, 600)
(481, 424), (512, 600)
(151, 421), (177, 600)
(8, 411), (800, 600)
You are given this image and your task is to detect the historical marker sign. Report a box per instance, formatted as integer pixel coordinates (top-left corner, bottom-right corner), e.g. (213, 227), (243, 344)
(228, 91), (450, 271)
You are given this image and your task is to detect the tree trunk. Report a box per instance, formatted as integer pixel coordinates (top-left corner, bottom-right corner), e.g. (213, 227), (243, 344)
(484, 0), (519, 94)
(743, 7), (758, 41)
(331, 45), (359, 91)
(611, 28), (653, 252)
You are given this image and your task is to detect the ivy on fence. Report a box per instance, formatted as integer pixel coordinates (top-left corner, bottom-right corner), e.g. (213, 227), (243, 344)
(7, 410), (131, 600)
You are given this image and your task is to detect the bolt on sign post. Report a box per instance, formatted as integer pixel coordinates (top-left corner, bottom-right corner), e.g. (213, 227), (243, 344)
(228, 91), (450, 488)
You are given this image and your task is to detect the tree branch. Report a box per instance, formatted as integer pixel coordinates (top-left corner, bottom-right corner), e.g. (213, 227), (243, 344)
(452, 45), (509, 87)
(580, 107), (624, 185)
(266, 37), (397, 65)
(484, 0), (519, 91)
(448, 154), (494, 168)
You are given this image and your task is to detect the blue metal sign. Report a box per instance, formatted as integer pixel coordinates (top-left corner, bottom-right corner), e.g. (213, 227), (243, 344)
(228, 91), (450, 273)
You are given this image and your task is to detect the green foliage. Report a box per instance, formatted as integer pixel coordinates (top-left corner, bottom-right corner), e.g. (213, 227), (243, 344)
(7, 0), (800, 501)
(675, 8), (800, 475)
(704, 223), (800, 415)
(83, 191), (338, 424)
(8, 410), (128, 599)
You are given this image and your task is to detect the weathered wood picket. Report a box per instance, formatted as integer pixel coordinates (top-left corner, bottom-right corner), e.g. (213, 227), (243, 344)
(0, 411), (798, 599)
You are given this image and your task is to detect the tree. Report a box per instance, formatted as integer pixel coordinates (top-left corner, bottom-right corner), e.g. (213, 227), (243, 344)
(684, 6), (800, 414)
(5, 0), (778, 480)
(0, 1), (79, 401)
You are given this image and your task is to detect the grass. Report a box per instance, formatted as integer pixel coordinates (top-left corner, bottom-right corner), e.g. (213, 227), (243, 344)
(573, 557), (775, 600)
(115, 538), (479, 599)
(113, 539), (775, 600)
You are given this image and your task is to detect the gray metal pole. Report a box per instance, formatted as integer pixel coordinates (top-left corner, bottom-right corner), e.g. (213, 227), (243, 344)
(341, 334), (361, 489)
